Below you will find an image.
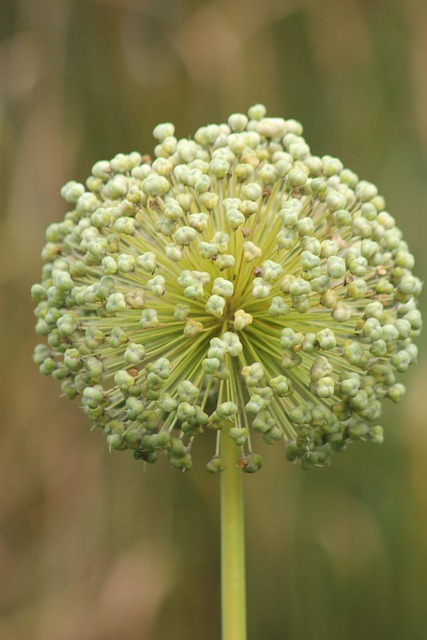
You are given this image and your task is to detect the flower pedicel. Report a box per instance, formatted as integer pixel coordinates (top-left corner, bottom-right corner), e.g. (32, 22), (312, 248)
(32, 104), (422, 472)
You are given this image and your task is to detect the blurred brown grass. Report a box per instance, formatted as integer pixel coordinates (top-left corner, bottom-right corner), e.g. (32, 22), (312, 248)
(1, 0), (426, 638)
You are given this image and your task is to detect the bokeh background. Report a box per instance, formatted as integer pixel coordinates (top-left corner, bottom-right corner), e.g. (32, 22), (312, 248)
(1, 0), (427, 638)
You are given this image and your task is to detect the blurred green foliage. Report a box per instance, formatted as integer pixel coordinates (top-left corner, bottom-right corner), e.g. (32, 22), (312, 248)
(0, 0), (426, 638)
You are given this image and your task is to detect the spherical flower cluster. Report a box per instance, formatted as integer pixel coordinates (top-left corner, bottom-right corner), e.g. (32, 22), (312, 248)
(32, 104), (422, 472)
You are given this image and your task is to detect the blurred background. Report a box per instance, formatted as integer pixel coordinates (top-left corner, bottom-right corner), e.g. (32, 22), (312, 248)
(1, 0), (427, 638)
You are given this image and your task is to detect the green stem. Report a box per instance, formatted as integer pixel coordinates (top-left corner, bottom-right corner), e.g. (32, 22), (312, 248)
(221, 430), (247, 640)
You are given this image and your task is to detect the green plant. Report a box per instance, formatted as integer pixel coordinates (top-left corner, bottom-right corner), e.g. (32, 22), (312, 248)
(32, 104), (422, 639)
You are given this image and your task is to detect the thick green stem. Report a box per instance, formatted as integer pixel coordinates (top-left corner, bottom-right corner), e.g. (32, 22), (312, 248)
(221, 431), (247, 640)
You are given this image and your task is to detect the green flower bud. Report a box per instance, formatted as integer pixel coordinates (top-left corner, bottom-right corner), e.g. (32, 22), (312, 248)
(139, 308), (159, 328)
(44, 307), (61, 325)
(300, 251), (321, 271)
(202, 357), (221, 374)
(288, 168), (307, 187)
(327, 256), (346, 279)
(296, 217), (315, 236)
(262, 425), (284, 445)
(382, 323), (399, 343)
(53, 367), (72, 384)
(147, 275), (166, 297)
(228, 113), (249, 132)
(332, 302), (352, 323)
(39, 357), (56, 375)
(367, 425), (384, 445)
(61, 180), (85, 203)
(101, 256), (118, 275)
(346, 278), (368, 299)
(322, 155), (343, 176)
(117, 253), (136, 273)
(217, 402), (238, 420)
(314, 376), (335, 398)
(125, 288), (145, 309)
(241, 453), (263, 474)
(213, 278), (234, 297)
(289, 404), (311, 426)
(124, 343), (145, 365)
(225, 209), (245, 231)
(177, 380), (199, 403)
(280, 328), (302, 350)
(91, 160), (111, 180)
(340, 375), (360, 397)
(245, 394), (267, 414)
(188, 213), (208, 231)
(311, 356), (333, 382)
(349, 389), (369, 411)
(57, 313), (77, 337)
(208, 337), (228, 359)
(243, 241), (262, 262)
(242, 183), (262, 201)
(326, 190), (346, 211)
(252, 410), (275, 434)
(149, 431), (171, 451)
(391, 350), (411, 373)
(234, 310), (253, 330)
(277, 228), (296, 249)
(252, 278), (271, 299)
(142, 175), (169, 196)
(114, 369), (135, 390)
(205, 295), (226, 318)
(281, 349), (302, 369)
(108, 327), (128, 348)
(362, 318), (382, 341)
(173, 304), (190, 321)
(206, 456), (225, 474)
(83, 385), (104, 408)
(183, 319), (203, 337)
(262, 260), (283, 281)
(268, 297), (290, 317)
(104, 175), (128, 199)
(229, 427), (248, 446)
(269, 375), (293, 397)
(316, 328), (336, 350)
(149, 358), (170, 380)
(153, 122), (175, 141)
(64, 349), (82, 371)
(175, 226), (198, 245)
(177, 402), (196, 422)
(289, 278), (311, 296)
(31, 284), (48, 302)
(248, 104), (267, 120)
(33, 343), (51, 366)
(278, 205), (299, 227)
(136, 252), (156, 273)
(242, 362), (264, 386)
(222, 332), (242, 357)
(53, 270), (73, 292)
(107, 434), (126, 451)
(114, 216), (135, 235)
(126, 397), (144, 420)
(356, 180), (378, 202)
(387, 383), (406, 404)
(106, 292), (126, 314)
(302, 333), (318, 353)
(199, 241), (219, 259)
(215, 254), (235, 270)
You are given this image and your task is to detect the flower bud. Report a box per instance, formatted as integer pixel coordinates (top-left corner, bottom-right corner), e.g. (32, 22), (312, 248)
(206, 295), (226, 318)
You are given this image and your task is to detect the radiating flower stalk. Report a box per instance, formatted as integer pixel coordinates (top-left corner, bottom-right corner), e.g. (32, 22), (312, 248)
(32, 104), (422, 640)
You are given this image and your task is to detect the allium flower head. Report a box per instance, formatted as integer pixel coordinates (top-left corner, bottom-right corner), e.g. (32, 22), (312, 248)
(32, 104), (422, 472)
